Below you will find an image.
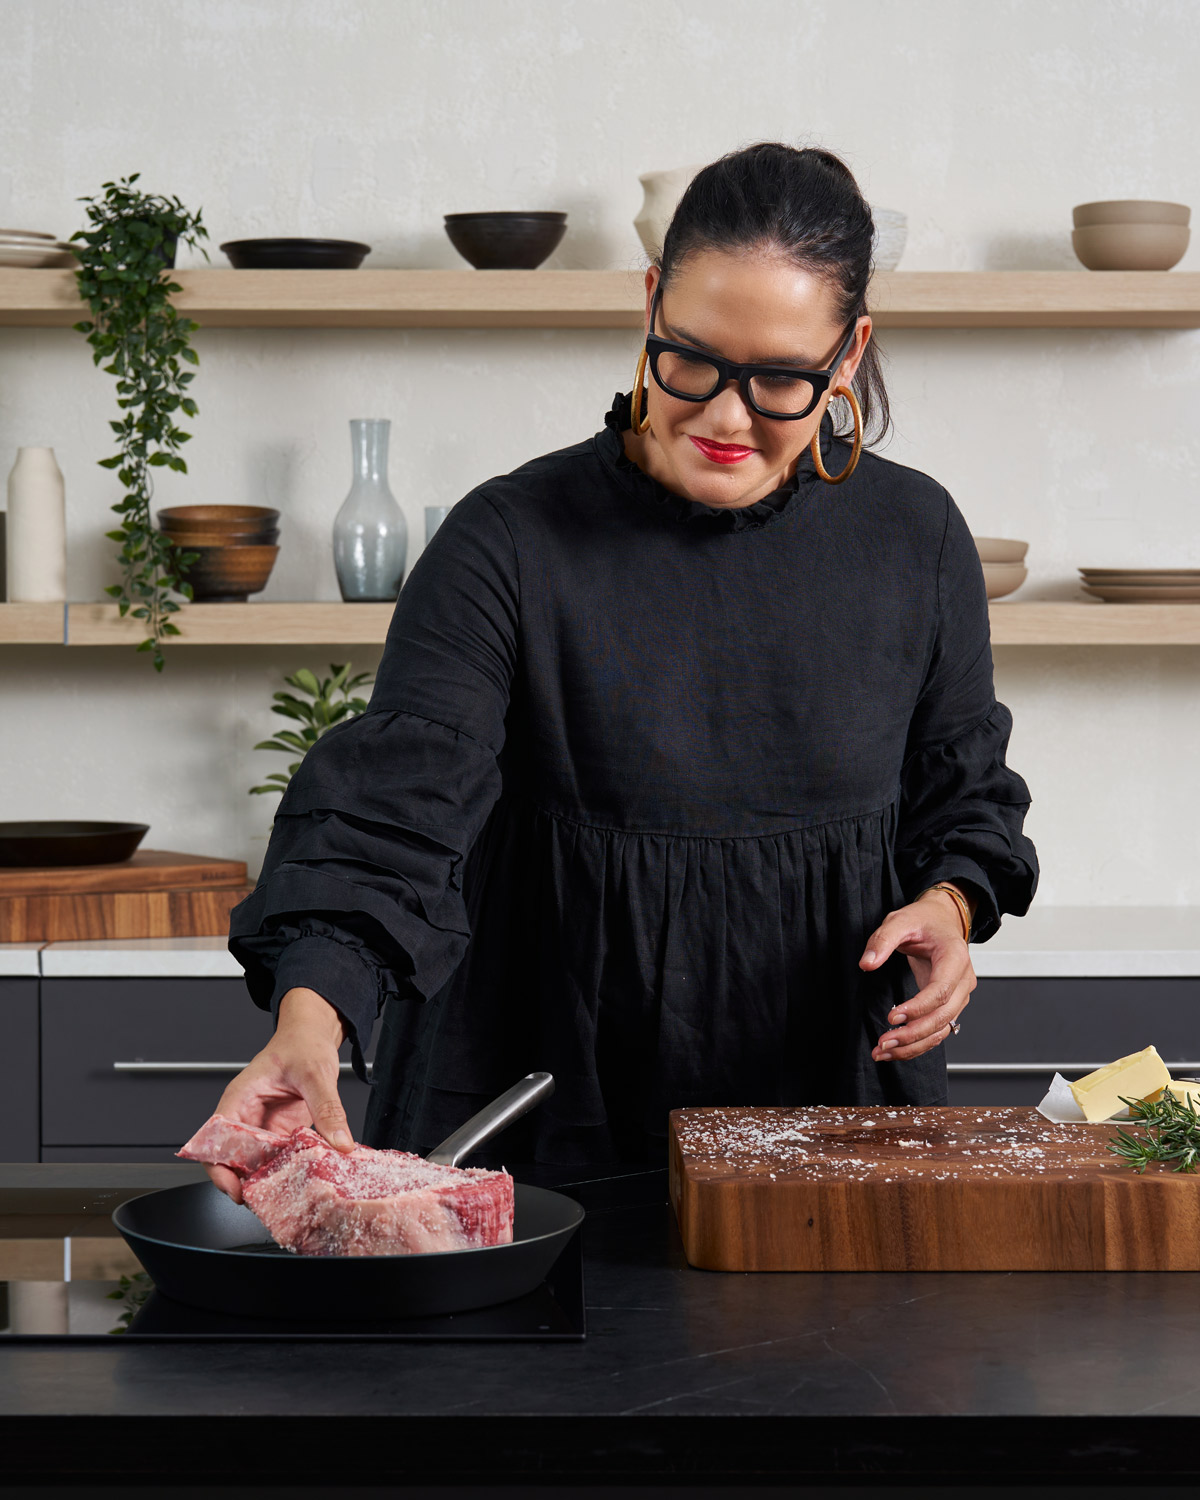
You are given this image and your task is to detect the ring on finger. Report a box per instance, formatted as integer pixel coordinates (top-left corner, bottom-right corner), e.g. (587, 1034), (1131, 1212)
(949, 1017), (962, 1036)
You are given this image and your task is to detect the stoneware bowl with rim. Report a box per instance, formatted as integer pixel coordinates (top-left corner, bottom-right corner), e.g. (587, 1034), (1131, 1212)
(220, 238), (371, 270)
(1071, 223), (1189, 271)
(162, 527), (280, 548)
(443, 211), (567, 270)
(973, 536), (1029, 564)
(1072, 200), (1190, 228)
(982, 562), (1027, 600)
(157, 505), (280, 532)
(179, 544), (279, 602)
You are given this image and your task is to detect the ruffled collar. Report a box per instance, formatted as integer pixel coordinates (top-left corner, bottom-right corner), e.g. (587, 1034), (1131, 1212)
(595, 387), (841, 533)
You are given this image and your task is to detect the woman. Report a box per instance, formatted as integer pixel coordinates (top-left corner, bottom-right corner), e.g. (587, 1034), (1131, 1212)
(212, 142), (1038, 1197)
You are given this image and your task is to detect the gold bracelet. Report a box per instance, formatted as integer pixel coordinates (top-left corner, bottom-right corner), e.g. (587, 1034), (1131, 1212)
(920, 882), (971, 943)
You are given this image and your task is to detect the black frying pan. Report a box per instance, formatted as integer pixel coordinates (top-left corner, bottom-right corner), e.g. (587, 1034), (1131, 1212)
(113, 1073), (584, 1320)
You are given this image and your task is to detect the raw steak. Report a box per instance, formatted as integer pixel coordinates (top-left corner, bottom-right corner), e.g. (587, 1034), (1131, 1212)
(176, 1114), (291, 1177)
(178, 1112), (514, 1257)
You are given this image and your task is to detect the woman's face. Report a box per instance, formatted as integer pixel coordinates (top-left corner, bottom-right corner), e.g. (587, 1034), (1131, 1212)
(627, 250), (872, 509)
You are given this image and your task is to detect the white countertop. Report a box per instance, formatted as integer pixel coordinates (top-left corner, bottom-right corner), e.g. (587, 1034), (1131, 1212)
(0, 942), (43, 977)
(1, 908), (1198, 978)
(10, 936), (244, 979)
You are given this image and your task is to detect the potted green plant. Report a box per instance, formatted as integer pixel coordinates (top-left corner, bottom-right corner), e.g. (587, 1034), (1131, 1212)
(250, 663), (376, 801)
(70, 173), (211, 671)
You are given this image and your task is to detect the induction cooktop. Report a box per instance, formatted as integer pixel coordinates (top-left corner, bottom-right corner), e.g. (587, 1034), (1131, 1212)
(0, 1180), (585, 1342)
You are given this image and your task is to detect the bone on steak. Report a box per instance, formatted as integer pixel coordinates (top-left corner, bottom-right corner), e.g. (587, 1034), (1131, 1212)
(176, 1114), (292, 1177)
(177, 1112), (514, 1257)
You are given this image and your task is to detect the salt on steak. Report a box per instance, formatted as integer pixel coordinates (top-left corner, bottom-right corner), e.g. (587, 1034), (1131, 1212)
(178, 1113), (514, 1257)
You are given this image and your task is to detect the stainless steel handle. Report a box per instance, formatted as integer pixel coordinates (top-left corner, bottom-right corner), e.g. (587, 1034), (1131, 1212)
(426, 1071), (555, 1167)
(112, 1061), (372, 1076)
(947, 1061), (1200, 1075)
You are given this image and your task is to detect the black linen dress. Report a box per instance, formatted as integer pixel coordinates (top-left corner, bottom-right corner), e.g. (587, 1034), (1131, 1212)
(228, 389), (1039, 1166)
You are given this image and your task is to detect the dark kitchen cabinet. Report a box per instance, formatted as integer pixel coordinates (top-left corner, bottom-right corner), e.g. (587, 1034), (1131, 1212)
(0, 976), (39, 1161)
(30, 976), (377, 1162)
(946, 976), (1200, 1105)
(5, 971), (1199, 1159)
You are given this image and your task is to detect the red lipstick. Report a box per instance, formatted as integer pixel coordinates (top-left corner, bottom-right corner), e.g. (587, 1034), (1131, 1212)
(689, 436), (755, 465)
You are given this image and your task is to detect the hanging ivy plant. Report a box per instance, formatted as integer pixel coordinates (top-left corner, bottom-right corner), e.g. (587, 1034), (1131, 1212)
(70, 173), (211, 671)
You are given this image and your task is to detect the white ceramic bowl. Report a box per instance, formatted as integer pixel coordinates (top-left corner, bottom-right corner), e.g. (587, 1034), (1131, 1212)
(872, 208), (907, 271)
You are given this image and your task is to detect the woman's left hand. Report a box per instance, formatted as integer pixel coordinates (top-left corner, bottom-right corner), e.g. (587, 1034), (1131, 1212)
(859, 890), (976, 1062)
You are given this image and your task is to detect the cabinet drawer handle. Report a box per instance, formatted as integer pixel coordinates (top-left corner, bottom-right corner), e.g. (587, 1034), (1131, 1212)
(111, 1061), (372, 1076)
(947, 1061), (1200, 1075)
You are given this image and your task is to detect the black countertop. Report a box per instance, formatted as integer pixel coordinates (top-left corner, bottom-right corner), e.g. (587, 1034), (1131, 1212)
(2, 1161), (1200, 1490)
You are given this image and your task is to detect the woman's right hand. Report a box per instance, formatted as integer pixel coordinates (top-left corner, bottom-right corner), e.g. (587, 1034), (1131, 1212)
(204, 987), (356, 1203)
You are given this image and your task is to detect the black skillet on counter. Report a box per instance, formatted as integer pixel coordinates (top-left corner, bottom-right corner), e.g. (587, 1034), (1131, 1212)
(113, 1073), (584, 1321)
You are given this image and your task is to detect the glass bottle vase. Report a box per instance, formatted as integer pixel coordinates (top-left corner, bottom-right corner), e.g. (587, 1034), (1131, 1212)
(333, 418), (407, 602)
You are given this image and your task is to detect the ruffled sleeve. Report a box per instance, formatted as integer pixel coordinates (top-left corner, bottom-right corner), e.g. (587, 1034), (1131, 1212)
(227, 489), (519, 1075)
(893, 487), (1039, 942)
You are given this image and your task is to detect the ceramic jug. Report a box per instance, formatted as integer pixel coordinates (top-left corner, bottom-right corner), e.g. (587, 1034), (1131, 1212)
(634, 165), (704, 260)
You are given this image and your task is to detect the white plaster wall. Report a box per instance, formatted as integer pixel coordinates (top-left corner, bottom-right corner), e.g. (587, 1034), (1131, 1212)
(0, 0), (1197, 903)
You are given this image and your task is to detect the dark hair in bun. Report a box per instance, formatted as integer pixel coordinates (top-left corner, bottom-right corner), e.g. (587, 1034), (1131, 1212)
(656, 141), (891, 446)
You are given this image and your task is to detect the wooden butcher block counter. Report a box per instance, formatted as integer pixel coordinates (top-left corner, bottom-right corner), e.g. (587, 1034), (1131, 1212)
(669, 1105), (1200, 1272)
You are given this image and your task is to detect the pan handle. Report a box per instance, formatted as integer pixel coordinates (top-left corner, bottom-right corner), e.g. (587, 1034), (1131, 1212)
(425, 1071), (554, 1167)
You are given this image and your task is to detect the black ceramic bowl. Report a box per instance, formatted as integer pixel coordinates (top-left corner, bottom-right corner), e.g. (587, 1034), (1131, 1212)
(443, 212), (567, 270)
(0, 821), (150, 867)
(220, 238), (372, 270)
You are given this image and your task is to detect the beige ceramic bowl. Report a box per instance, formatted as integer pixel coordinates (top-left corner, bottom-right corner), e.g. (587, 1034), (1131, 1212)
(973, 536), (1029, 564)
(1072, 223), (1189, 271)
(982, 562), (1027, 600)
(1072, 200), (1190, 228)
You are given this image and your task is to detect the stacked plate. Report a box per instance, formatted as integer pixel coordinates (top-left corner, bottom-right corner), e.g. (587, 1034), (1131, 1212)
(0, 228), (78, 268)
(1079, 567), (1200, 602)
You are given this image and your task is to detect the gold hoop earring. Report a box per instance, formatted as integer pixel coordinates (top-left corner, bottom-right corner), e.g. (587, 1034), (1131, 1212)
(810, 384), (863, 484)
(630, 345), (652, 435)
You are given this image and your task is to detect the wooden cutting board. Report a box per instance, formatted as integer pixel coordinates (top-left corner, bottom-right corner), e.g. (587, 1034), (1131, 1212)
(0, 850), (253, 941)
(669, 1105), (1200, 1272)
(0, 850), (247, 895)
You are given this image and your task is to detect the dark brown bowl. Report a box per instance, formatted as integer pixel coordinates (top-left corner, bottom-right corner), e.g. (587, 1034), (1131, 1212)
(443, 211), (567, 270)
(220, 238), (371, 270)
(0, 820), (149, 867)
(180, 544), (279, 602)
(158, 505), (280, 531)
(164, 527), (279, 548)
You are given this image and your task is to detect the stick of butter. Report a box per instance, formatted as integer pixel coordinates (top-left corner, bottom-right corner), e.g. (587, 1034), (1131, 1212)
(1068, 1045), (1172, 1122)
(1143, 1079), (1200, 1110)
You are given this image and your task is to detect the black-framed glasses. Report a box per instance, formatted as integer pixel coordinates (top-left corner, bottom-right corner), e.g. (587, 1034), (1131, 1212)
(642, 280), (858, 420)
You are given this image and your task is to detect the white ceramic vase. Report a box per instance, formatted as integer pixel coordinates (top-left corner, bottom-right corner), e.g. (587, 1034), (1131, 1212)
(634, 164), (705, 260)
(5, 446), (66, 602)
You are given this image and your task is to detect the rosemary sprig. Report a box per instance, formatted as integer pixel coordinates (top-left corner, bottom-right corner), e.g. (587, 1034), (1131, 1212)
(105, 1270), (154, 1333)
(1107, 1088), (1200, 1174)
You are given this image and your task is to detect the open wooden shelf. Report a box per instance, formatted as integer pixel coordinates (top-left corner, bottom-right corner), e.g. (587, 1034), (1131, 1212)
(0, 603), (66, 643)
(2, 601), (1197, 648)
(3, 268), (1200, 329)
(63, 601), (395, 646)
(987, 601), (1200, 645)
